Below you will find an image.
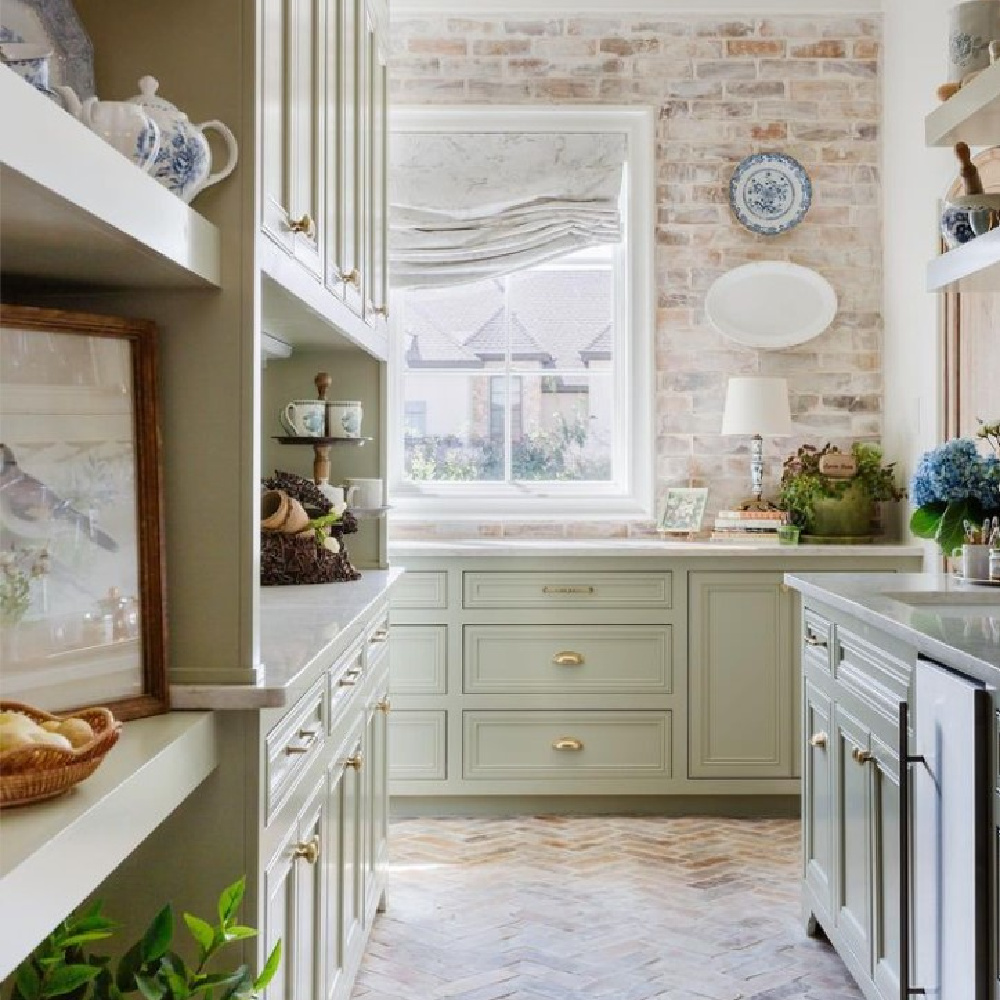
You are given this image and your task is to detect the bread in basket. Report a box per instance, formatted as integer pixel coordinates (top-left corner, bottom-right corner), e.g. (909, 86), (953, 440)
(0, 701), (122, 807)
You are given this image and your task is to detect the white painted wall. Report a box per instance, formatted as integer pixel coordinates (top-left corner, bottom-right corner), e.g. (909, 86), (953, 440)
(881, 0), (954, 543)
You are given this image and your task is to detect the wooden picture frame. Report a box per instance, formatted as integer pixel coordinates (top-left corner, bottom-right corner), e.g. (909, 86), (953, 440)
(0, 304), (168, 720)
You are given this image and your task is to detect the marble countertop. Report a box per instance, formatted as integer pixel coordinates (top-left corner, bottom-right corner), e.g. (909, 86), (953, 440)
(171, 568), (405, 710)
(785, 572), (1000, 680)
(390, 539), (925, 558)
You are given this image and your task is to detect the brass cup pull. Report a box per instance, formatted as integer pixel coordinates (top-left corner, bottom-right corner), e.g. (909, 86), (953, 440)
(373, 306), (389, 318)
(285, 728), (319, 755)
(552, 651), (585, 667)
(804, 635), (828, 648)
(377, 699), (391, 714)
(371, 628), (390, 644)
(852, 747), (874, 765)
(338, 677), (358, 687)
(289, 213), (316, 238)
(808, 732), (828, 749)
(552, 737), (584, 752)
(346, 753), (364, 771)
(542, 585), (595, 595)
(338, 268), (360, 286)
(293, 835), (321, 865)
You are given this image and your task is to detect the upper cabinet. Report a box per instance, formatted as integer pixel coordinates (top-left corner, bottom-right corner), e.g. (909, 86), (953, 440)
(926, 61), (1000, 293)
(260, 0), (389, 356)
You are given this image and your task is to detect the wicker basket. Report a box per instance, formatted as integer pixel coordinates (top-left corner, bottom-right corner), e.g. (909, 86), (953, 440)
(0, 702), (121, 808)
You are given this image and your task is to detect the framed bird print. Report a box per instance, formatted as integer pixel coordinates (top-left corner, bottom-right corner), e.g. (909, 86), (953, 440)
(0, 304), (168, 720)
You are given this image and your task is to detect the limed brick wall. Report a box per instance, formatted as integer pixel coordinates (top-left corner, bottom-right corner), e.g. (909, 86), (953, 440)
(389, 12), (882, 539)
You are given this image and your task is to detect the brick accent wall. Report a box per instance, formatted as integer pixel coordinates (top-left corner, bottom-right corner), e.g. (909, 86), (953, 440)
(389, 12), (882, 540)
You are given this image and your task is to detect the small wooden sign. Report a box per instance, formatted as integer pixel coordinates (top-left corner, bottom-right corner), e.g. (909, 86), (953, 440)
(819, 453), (858, 479)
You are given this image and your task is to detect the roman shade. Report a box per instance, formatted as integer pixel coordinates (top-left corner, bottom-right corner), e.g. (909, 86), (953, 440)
(389, 131), (627, 289)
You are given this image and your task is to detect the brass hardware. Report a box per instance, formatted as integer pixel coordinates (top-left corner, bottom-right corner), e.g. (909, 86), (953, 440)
(289, 213), (316, 238)
(370, 628), (390, 643)
(373, 305), (389, 318)
(542, 585), (595, 595)
(852, 747), (874, 765)
(779, 583), (790, 594)
(285, 729), (319, 755)
(377, 699), (391, 714)
(346, 753), (364, 771)
(804, 635), (828, 648)
(338, 677), (358, 687)
(293, 835), (321, 864)
(808, 732), (828, 749)
(552, 651), (585, 667)
(338, 268), (360, 286)
(552, 737), (584, 752)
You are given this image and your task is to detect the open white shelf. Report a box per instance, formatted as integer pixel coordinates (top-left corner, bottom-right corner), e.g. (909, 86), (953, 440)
(0, 711), (218, 981)
(927, 226), (1000, 292)
(260, 239), (389, 361)
(0, 66), (221, 289)
(926, 59), (1000, 147)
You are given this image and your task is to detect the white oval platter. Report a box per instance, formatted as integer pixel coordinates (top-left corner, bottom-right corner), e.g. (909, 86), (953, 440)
(704, 261), (838, 350)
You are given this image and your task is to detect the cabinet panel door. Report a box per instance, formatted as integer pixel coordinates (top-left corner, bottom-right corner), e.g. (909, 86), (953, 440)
(262, 829), (296, 1000)
(340, 730), (365, 957)
(871, 734), (902, 1000)
(370, 679), (389, 901)
(324, 762), (346, 1000)
(294, 793), (326, 1000)
(261, 0), (293, 252)
(338, 0), (364, 314)
(834, 704), (873, 977)
(688, 573), (794, 778)
(365, 32), (387, 325)
(803, 680), (834, 921)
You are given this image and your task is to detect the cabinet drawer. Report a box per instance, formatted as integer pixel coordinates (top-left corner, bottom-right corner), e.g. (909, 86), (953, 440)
(463, 572), (672, 609)
(390, 625), (447, 695)
(463, 625), (672, 694)
(328, 642), (364, 731)
(365, 614), (390, 669)
(266, 679), (326, 818)
(388, 711), (446, 780)
(392, 571), (448, 610)
(802, 609), (833, 674)
(836, 628), (909, 729)
(463, 711), (671, 780)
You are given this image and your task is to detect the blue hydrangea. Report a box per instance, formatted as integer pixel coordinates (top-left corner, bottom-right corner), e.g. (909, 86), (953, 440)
(910, 438), (1000, 511)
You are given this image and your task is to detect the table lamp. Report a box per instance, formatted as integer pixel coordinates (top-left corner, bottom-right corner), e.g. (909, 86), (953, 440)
(721, 376), (792, 511)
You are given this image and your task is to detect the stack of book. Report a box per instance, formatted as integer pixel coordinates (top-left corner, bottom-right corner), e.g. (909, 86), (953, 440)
(710, 509), (785, 543)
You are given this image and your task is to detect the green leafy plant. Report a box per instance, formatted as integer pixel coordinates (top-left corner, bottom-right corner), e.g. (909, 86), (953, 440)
(10, 878), (280, 1000)
(778, 442), (905, 532)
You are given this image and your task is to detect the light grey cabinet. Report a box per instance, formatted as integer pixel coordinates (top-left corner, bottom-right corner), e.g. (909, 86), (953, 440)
(688, 572), (794, 779)
(870, 733), (902, 1000)
(803, 680), (834, 922)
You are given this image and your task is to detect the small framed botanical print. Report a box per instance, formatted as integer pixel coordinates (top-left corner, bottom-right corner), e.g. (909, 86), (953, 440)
(657, 487), (708, 534)
(0, 304), (168, 720)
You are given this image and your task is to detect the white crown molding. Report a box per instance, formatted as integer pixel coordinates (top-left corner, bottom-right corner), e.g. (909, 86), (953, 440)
(392, 0), (883, 15)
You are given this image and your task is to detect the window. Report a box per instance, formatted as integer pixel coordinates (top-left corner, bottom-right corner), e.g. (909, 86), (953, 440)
(389, 107), (654, 521)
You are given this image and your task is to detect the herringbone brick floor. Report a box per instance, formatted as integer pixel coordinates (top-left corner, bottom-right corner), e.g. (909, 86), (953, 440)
(351, 815), (862, 1000)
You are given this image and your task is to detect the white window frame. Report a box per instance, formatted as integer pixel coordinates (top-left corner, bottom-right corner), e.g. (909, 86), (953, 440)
(388, 105), (655, 522)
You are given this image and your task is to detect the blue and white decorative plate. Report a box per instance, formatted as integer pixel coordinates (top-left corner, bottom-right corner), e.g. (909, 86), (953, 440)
(0, 0), (94, 98)
(730, 152), (812, 235)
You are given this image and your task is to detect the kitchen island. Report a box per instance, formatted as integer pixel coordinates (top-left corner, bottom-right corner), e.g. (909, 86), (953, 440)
(785, 572), (999, 1000)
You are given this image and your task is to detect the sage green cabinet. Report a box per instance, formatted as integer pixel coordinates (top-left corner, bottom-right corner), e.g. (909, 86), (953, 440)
(688, 573), (794, 779)
(803, 680), (834, 921)
(870, 733), (902, 1000)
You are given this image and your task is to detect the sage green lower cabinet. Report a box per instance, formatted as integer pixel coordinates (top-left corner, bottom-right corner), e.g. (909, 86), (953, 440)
(870, 734), (902, 1000)
(388, 553), (921, 804)
(688, 573), (794, 779)
(803, 680), (834, 920)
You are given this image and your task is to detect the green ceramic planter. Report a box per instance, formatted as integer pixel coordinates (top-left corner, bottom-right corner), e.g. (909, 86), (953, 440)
(809, 480), (874, 538)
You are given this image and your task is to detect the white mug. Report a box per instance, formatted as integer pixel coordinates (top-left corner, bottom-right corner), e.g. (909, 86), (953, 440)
(326, 400), (363, 439)
(343, 478), (383, 509)
(280, 400), (326, 437)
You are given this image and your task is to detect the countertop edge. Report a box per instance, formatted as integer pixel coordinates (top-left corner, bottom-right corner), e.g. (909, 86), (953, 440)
(389, 541), (925, 558)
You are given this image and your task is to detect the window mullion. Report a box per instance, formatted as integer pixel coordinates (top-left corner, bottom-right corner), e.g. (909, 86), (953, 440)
(504, 276), (513, 484)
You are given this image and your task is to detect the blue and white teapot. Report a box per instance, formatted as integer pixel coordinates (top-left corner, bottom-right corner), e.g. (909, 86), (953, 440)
(126, 76), (238, 204)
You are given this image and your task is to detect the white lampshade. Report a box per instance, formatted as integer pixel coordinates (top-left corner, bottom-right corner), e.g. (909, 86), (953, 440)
(721, 377), (792, 436)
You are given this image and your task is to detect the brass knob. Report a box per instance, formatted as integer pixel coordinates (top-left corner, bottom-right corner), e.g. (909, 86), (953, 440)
(552, 737), (584, 752)
(779, 583), (790, 594)
(808, 732), (827, 749)
(804, 635), (828, 648)
(339, 268), (360, 286)
(289, 213), (316, 238)
(552, 651), (584, 667)
(852, 747), (873, 765)
(346, 753), (364, 771)
(374, 305), (389, 318)
(285, 729), (319, 755)
(293, 835), (321, 864)
(377, 699), (391, 714)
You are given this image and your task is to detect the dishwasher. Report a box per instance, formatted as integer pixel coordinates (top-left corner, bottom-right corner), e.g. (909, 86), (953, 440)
(902, 655), (991, 999)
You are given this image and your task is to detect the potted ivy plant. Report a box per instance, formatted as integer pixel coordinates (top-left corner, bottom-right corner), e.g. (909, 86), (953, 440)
(778, 442), (905, 541)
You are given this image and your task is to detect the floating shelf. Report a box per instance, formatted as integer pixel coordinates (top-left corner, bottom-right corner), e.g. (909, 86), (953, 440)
(273, 436), (372, 445)
(346, 505), (391, 519)
(927, 227), (1000, 292)
(926, 59), (1000, 147)
(0, 67), (221, 289)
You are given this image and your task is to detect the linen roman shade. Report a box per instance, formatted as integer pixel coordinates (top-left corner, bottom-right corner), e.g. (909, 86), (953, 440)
(389, 131), (627, 289)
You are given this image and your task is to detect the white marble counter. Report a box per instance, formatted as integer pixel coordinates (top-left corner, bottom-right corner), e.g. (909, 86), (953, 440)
(785, 572), (1000, 680)
(171, 568), (404, 710)
(390, 539), (925, 559)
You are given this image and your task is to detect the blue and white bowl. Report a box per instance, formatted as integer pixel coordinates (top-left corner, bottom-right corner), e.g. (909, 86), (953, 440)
(940, 205), (976, 250)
